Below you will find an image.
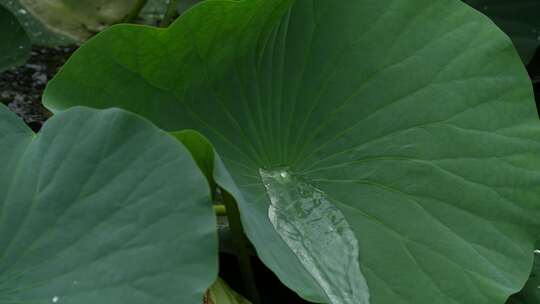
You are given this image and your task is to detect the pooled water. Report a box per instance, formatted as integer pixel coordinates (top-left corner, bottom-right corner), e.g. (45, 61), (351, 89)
(260, 168), (370, 304)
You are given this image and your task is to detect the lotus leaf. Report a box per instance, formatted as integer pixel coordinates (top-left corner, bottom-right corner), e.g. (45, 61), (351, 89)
(44, 0), (540, 303)
(0, 104), (217, 304)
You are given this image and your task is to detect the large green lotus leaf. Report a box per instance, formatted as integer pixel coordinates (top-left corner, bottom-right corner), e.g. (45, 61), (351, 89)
(0, 104), (217, 303)
(0, 4), (31, 72)
(44, 0), (540, 303)
(19, 0), (138, 40)
(463, 0), (540, 64)
(507, 249), (540, 303)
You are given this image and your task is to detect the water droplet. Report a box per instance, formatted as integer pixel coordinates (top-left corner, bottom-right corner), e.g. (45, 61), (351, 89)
(483, 5), (489, 11)
(534, 249), (540, 254)
(52, 296), (59, 303)
(18, 9), (27, 15)
(72, 280), (79, 286)
(260, 168), (369, 304)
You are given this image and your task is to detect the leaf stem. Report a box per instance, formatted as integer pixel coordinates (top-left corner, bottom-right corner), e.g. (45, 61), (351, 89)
(160, 0), (179, 27)
(222, 191), (262, 304)
(123, 0), (149, 23)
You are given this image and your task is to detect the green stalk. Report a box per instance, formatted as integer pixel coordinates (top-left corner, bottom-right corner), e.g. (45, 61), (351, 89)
(159, 0), (179, 27)
(222, 191), (262, 304)
(123, 0), (149, 23)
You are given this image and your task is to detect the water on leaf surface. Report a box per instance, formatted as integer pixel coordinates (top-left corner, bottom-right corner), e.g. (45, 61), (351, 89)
(260, 168), (370, 304)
